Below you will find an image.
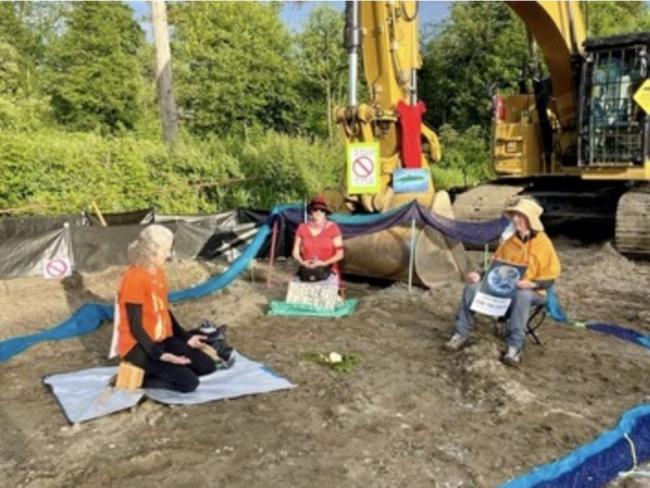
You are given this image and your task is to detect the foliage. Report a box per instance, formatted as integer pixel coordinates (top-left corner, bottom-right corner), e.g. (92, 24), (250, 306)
(0, 40), (20, 96)
(45, 2), (146, 132)
(584, 1), (650, 37)
(304, 350), (360, 374)
(0, 39), (52, 130)
(0, 129), (343, 214)
(296, 5), (347, 139)
(0, 2), (41, 64)
(225, 129), (343, 209)
(2, 1), (650, 215)
(419, 2), (529, 132)
(169, 2), (301, 137)
(431, 125), (491, 190)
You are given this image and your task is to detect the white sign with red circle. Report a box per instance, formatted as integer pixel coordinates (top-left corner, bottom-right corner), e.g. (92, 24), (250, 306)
(353, 155), (374, 178)
(44, 258), (72, 279)
(347, 142), (380, 194)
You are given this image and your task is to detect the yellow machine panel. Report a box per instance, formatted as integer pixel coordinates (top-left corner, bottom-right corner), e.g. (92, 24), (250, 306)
(493, 95), (543, 176)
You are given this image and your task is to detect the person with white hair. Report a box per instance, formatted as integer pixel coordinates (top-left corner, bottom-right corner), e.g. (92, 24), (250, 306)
(114, 225), (215, 393)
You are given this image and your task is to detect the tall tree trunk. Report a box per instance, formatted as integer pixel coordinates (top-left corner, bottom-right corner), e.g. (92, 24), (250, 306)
(151, 0), (178, 145)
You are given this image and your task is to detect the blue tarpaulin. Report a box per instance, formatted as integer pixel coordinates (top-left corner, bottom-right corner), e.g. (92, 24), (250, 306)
(0, 201), (508, 364)
(545, 286), (567, 323)
(501, 405), (650, 488)
(0, 303), (113, 363)
(587, 323), (650, 349)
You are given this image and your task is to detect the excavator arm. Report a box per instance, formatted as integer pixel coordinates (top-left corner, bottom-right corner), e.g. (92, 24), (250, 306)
(506, 1), (585, 129)
(335, 1), (586, 212)
(335, 0), (440, 212)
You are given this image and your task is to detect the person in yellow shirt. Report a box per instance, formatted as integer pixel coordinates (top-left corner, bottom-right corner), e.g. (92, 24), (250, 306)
(445, 198), (561, 367)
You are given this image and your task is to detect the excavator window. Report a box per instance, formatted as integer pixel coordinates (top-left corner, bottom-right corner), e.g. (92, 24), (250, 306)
(582, 35), (648, 166)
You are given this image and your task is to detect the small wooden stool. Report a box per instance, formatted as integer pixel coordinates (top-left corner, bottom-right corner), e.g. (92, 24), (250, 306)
(115, 361), (144, 390)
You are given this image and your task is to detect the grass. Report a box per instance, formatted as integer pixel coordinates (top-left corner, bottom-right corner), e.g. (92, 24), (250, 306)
(304, 350), (360, 374)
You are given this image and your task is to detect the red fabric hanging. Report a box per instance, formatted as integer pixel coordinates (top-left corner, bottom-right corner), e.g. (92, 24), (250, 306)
(396, 100), (426, 169)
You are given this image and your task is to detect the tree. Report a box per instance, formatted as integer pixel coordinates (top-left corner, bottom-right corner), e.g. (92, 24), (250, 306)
(0, 2), (39, 61)
(45, 2), (145, 132)
(0, 4), (55, 130)
(419, 2), (529, 132)
(151, 0), (178, 144)
(0, 41), (20, 97)
(584, 1), (650, 38)
(296, 5), (347, 140)
(169, 2), (301, 137)
(0, 2), (41, 97)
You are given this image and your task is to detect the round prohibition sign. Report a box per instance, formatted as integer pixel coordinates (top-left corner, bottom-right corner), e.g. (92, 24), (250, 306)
(46, 258), (69, 278)
(352, 156), (374, 178)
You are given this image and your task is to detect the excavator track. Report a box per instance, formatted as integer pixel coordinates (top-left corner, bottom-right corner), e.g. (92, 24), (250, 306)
(452, 178), (643, 250)
(452, 184), (525, 222)
(615, 185), (650, 257)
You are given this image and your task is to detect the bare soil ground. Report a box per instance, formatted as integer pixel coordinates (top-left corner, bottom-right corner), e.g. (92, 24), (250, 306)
(1, 239), (649, 488)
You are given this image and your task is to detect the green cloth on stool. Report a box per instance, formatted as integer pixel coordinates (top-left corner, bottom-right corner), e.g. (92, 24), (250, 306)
(268, 299), (358, 318)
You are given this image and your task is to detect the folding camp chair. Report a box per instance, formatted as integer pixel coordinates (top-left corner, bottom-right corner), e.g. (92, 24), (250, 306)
(526, 303), (547, 346)
(493, 302), (548, 345)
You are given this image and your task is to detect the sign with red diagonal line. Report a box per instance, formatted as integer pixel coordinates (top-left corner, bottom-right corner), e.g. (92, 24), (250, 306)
(44, 258), (72, 279)
(347, 142), (380, 194)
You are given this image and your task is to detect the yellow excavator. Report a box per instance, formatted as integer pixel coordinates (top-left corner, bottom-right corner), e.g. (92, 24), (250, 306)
(332, 0), (466, 286)
(454, 1), (650, 256)
(333, 1), (649, 287)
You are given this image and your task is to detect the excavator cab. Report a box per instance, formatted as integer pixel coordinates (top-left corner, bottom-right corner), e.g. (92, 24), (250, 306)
(493, 32), (650, 174)
(578, 33), (650, 167)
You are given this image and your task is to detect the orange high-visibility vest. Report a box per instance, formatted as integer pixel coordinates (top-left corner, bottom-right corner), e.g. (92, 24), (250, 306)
(116, 265), (172, 357)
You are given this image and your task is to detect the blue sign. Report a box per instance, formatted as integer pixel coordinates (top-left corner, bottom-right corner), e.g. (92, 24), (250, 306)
(393, 168), (430, 193)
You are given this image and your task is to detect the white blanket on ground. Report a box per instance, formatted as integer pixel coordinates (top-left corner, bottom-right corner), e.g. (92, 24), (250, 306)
(43, 352), (295, 423)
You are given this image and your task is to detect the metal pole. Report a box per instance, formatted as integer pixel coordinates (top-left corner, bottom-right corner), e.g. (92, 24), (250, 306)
(407, 218), (416, 293)
(410, 69), (418, 105)
(346, 0), (360, 106)
(266, 220), (279, 289)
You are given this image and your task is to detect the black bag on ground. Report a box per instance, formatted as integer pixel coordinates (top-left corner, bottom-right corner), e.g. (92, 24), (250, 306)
(297, 265), (332, 283)
(189, 320), (234, 363)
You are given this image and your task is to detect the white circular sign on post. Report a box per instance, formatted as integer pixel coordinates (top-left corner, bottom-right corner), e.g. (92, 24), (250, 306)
(44, 258), (72, 279)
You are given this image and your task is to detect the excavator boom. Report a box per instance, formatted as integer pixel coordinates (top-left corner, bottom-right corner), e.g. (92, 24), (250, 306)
(506, 1), (585, 128)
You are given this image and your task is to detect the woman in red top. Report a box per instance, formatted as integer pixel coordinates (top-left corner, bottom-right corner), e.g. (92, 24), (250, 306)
(292, 196), (344, 283)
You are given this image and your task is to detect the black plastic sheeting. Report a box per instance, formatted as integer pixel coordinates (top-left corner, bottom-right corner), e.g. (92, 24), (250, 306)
(0, 227), (72, 279)
(0, 214), (85, 239)
(84, 207), (155, 227)
(0, 208), (270, 279)
(234, 208), (295, 258)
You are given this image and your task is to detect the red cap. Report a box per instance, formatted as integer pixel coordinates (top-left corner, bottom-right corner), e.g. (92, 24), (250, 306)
(307, 196), (332, 214)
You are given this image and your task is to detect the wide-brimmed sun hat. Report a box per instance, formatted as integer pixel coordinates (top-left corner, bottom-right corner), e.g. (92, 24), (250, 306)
(307, 195), (332, 215)
(504, 197), (544, 232)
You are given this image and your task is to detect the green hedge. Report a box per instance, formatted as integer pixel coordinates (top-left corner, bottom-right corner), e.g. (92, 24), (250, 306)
(430, 124), (493, 190)
(0, 129), (343, 214)
(0, 124), (495, 214)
